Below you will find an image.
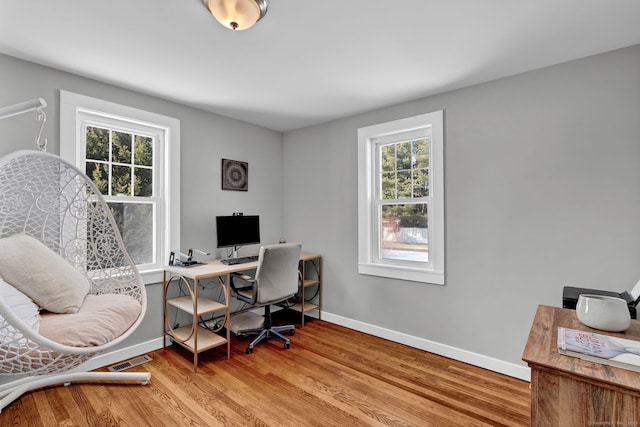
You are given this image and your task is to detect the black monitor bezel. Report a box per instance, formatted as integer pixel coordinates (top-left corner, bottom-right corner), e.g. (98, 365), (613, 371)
(216, 215), (261, 249)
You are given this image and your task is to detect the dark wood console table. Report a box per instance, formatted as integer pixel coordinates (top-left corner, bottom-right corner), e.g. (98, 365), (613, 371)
(522, 305), (640, 426)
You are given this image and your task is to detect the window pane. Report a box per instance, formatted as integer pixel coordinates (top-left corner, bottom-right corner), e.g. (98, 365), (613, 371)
(414, 138), (430, 169)
(381, 144), (395, 172)
(112, 165), (132, 196)
(413, 169), (429, 198)
(380, 138), (431, 201)
(86, 161), (109, 194)
(86, 126), (109, 161)
(135, 135), (153, 167)
(397, 170), (412, 198)
(134, 167), (152, 197)
(380, 204), (428, 262)
(396, 141), (412, 170)
(381, 171), (396, 199)
(112, 131), (132, 164)
(108, 202), (154, 265)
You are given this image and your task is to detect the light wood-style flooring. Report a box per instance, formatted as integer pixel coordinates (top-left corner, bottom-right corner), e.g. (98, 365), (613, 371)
(0, 315), (530, 426)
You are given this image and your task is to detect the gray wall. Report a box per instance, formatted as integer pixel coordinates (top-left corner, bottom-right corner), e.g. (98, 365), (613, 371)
(283, 44), (640, 370)
(0, 53), (284, 357)
(2, 43), (640, 377)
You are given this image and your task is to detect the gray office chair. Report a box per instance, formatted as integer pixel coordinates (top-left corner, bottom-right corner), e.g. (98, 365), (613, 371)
(229, 243), (302, 354)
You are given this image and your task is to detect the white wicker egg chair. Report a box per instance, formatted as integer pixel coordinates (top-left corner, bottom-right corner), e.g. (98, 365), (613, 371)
(0, 150), (150, 412)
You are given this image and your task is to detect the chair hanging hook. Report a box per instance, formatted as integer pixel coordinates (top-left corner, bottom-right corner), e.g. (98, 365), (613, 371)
(0, 97), (48, 151)
(35, 107), (47, 151)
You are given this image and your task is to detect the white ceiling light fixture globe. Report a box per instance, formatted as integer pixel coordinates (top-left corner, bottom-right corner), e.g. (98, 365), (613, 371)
(207, 0), (268, 31)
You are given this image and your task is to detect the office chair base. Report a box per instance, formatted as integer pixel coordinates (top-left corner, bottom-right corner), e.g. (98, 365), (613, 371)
(244, 324), (295, 354)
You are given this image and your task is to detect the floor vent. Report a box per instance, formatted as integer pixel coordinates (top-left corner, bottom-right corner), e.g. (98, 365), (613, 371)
(108, 354), (153, 372)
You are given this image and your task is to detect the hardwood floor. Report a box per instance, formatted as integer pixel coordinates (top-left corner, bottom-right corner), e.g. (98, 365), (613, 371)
(0, 315), (530, 426)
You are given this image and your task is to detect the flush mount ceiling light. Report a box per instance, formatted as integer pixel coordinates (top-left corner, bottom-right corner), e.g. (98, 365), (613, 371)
(206, 0), (268, 31)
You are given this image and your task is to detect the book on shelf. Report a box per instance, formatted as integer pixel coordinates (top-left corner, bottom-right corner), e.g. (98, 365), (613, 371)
(557, 327), (640, 372)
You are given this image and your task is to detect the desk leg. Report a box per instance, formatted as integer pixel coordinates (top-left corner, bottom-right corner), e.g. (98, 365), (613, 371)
(193, 277), (199, 372)
(163, 270), (167, 350)
(222, 274), (231, 359)
(301, 266), (305, 327)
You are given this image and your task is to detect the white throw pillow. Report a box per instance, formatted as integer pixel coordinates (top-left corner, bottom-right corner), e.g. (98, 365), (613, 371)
(0, 277), (40, 331)
(0, 234), (90, 314)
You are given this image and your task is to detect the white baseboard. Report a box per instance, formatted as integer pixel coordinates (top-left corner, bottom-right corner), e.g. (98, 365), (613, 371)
(0, 310), (529, 392)
(320, 311), (531, 382)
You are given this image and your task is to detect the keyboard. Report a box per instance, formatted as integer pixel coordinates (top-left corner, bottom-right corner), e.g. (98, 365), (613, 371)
(221, 255), (258, 265)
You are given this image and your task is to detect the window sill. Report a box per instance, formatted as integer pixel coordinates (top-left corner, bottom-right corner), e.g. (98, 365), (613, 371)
(140, 269), (164, 286)
(358, 263), (444, 285)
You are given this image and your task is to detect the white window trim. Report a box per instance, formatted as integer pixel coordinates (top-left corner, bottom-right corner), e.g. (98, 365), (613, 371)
(358, 111), (444, 284)
(60, 90), (180, 285)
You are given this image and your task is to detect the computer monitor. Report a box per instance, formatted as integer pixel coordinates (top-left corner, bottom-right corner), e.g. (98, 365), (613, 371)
(216, 215), (260, 256)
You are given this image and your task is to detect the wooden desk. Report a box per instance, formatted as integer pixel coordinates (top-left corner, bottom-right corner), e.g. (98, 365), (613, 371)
(522, 305), (640, 426)
(163, 252), (321, 371)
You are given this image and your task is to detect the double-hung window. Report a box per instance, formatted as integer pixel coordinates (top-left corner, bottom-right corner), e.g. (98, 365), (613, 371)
(60, 91), (180, 284)
(358, 111), (444, 284)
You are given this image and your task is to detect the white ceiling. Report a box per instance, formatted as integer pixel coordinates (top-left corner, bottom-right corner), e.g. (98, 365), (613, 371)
(2, 0), (640, 132)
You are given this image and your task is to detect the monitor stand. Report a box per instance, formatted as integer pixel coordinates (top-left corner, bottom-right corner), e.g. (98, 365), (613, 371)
(232, 246), (239, 259)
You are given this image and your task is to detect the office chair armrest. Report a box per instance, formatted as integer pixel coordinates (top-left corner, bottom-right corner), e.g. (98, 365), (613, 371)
(230, 272), (258, 304)
(231, 273), (254, 282)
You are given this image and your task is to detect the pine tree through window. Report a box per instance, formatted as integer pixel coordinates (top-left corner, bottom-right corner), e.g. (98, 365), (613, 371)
(85, 125), (155, 265)
(379, 138), (429, 263)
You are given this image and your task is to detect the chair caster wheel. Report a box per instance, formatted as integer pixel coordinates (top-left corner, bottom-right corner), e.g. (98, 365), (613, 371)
(289, 329), (295, 336)
(284, 342), (290, 349)
(246, 347), (253, 354)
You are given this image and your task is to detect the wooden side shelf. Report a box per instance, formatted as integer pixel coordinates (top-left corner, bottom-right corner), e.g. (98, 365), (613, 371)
(166, 325), (228, 353)
(287, 253), (321, 326)
(167, 295), (226, 315)
(163, 270), (231, 371)
(289, 302), (319, 313)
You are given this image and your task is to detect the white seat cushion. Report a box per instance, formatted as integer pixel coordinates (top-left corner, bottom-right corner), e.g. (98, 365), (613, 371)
(39, 294), (142, 347)
(0, 234), (91, 314)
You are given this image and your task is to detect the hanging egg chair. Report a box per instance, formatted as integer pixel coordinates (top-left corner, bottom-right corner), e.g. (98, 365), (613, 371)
(0, 149), (150, 412)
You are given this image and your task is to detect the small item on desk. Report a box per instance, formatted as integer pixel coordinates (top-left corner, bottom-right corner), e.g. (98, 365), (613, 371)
(557, 327), (640, 372)
(188, 248), (210, 259)
(576, 294), (631, 332)
(173, 259), (204, 267)
(221, 255), (259, 265)
(562, 284), (639, 319)
(168, 249), (207, 268)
